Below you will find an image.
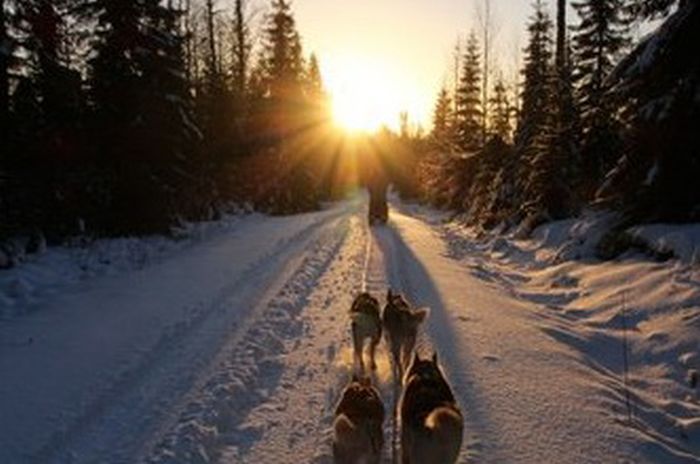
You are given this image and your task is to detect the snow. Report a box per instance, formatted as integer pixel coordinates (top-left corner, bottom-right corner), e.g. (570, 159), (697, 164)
(0, 213), (248, 319)
(1, 195), (699, 463)
(629, 224), (700, 264)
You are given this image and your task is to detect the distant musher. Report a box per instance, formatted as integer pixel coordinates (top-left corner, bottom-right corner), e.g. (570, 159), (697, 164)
(365, 158), (388, 225)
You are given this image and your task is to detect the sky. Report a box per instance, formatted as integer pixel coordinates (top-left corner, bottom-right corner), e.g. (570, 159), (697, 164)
(236, 0), (656, 132)
(292, 0), (545, 131)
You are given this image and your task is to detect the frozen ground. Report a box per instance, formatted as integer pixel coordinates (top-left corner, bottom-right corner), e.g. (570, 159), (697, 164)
(0, 195), (698, 463)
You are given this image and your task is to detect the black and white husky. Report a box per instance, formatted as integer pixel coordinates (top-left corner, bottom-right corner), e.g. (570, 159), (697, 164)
(399, 352), (463, 464)
(333, 375), (385, 464)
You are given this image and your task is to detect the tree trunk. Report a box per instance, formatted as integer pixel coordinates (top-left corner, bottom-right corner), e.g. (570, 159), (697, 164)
(205, 0), (218, 76)
(556, 0), (566, 75)
(232, 0), (248, 98)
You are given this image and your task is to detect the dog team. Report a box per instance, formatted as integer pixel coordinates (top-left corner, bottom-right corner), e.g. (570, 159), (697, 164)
(333, 290), (464, 463)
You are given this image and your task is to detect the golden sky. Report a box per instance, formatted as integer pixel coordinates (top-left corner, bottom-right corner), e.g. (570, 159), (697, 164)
(293, 0), (540, 131)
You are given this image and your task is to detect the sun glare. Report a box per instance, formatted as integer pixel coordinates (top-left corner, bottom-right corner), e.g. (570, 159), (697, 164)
(325, 56), (417, 134)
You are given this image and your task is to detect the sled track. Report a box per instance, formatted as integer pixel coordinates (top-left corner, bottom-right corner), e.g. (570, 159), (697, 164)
(146, 214), (357, 464)
(30, 209), (351, 464)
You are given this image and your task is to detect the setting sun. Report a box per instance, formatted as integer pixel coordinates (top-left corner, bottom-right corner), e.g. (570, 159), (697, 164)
(324, 55), (424, 133)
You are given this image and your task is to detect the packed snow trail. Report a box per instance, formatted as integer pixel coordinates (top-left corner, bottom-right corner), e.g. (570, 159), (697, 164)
(0, 201), (357, 463)
(376, 208), (698, 464)
(1, 197), (696, 463)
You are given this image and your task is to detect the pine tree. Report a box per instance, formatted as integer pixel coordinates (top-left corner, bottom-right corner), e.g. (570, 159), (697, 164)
(572, 0), (629, 129)
(488, 76), (512, 142)
(517, 0), (570, 222)
(138, 0), (203, 219)
(261, 0), (304, 103)
(516, 1), (553, 154)
(255, 0), (317, 212)
(572, 0), (629, 196)
(88, 0), (203, 232)
(549, 0), (580, 210)
(305, 53), (323, 100)
(431, 87), (455, 150)
(455, 32), (482, 153)
(602, 0), (700, 222)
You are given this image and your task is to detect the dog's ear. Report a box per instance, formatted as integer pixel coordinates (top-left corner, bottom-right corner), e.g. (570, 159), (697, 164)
(413, 307), (430, 323)
(432, 351), (439, 365)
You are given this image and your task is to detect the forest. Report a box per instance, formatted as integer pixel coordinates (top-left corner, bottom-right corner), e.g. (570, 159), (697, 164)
(414, 0), (699, 243)
(0, 0), (698, 254)
(0, 0), (346, 243)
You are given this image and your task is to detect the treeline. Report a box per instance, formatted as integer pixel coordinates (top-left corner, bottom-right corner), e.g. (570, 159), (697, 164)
(0, 0), (332, 242)
(418, 0), (699, 232)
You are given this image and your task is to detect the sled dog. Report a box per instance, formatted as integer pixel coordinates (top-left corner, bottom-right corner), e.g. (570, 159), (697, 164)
(350, 292), (382, 373)
(399, 353), (463, 464)
(333, 375), (385, 464)
(382, 290), (429, 380)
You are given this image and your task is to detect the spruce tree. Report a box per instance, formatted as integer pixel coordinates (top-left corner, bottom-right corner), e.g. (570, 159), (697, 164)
(517, 0), (569, 222)
(138, 0), (203, 219)
(488, 76), (512, 142)
(516, 1), (553, 154)
(432, 87), (455, 150)
(572, 0), (629, 128)
(262, 0), (304, 104)
(257, 0), (316, 212)
(455, 32), (482, 153)
(88, 0), (202, 232)
(572, 0), (629, 196)
(550, 0), (579, 212)
(602, 0), (699, 222)
(305, 53), (323, 100)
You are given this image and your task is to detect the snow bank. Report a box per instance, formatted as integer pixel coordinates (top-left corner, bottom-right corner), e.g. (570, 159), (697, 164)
(628, 224), (700, 265)
(433, 207), (700, 460)
(0, 213), (249, 319)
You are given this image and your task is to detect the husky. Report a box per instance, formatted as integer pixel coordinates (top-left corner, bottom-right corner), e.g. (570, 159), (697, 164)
(382, 290), (429, 380)
(350, 292), (382, 373)
(399, 353), (463, 464)
(333, 375), (385, 464)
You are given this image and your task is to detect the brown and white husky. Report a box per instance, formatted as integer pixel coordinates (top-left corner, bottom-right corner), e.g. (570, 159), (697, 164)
(399, 353), (463, 464)
(333, 375), (385, 464)
(350, 292), (382, 373)
(382, 290), (429, 380)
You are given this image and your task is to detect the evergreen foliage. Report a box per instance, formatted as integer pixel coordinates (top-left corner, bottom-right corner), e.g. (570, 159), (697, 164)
(488, 77), (512, 143)
(571, 0), (630, 197)
(0, 0), (332, 245)
(602, 0), (700, 223)
(455, 32), (482, 153)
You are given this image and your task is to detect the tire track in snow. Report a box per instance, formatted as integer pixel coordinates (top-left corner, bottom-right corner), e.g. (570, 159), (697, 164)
(145, 213), (364, 464)
(31, 207), (352, 464)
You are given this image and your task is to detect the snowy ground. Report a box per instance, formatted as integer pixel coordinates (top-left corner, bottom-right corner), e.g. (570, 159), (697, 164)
(1, 195), (698, 463)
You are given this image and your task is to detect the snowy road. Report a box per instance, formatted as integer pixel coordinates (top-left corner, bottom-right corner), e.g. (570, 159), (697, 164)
(1, 197), (697, 463)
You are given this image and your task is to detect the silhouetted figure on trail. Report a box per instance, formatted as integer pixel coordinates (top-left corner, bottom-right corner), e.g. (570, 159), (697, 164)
(365, 157), (389, 225)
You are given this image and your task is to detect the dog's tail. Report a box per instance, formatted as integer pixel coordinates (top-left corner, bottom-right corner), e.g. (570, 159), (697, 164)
(424, 406), (463, 462)
(334, 414), (377, 463)
(334, 413), (356, 437)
